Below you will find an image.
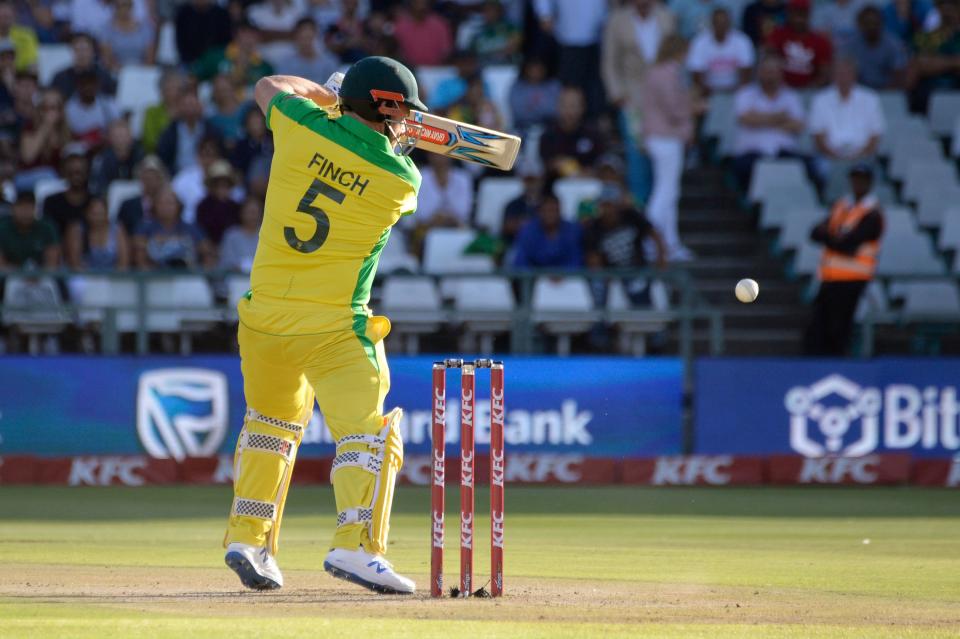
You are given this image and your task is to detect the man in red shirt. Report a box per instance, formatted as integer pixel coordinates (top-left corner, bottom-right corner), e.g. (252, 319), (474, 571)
(766, 0), (832, 88)
(393, 0), (453, 67)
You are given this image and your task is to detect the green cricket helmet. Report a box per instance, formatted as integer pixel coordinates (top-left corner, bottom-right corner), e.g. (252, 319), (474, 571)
(339, 56), (427, 155)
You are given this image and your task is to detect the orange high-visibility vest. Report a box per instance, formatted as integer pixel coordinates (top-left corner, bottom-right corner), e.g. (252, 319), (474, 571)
(818, 196), (879, 282)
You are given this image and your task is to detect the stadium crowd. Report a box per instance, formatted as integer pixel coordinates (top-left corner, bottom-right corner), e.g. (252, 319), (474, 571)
(0, 0), (957, 331)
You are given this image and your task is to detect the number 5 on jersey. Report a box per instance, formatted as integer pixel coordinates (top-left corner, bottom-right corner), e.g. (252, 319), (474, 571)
(285, 179), (345, 253)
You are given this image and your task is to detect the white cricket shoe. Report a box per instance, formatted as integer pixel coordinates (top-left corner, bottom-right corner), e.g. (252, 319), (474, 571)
(323, 547), (415, 595)
(224, 542), (284, 591)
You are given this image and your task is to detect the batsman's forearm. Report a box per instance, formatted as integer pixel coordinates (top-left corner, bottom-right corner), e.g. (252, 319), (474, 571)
(254, 75), (338, 111)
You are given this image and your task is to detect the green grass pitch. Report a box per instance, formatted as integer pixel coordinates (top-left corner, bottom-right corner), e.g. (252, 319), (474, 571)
(2, 485), (959, 638)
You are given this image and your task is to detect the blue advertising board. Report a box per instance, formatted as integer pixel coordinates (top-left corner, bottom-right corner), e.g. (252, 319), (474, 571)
(0, 356), (683, 459)
(696, 358), (960, 457)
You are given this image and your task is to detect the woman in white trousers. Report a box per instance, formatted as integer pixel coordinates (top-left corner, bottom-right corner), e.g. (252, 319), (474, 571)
(640, 35), (695, 261)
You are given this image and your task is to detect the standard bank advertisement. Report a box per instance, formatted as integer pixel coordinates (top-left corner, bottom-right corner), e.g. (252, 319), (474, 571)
(0, 356), (683, 459)
(696, 358), (960, 457)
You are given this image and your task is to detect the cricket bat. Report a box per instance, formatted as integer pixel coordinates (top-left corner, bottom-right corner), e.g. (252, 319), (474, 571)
(322, 72), (522, 171)
(406, 111), (522, 171)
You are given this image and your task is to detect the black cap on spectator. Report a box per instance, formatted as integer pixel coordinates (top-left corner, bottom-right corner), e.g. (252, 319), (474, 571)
(849, 163), (873, 179)
(15, 190), (35, 204)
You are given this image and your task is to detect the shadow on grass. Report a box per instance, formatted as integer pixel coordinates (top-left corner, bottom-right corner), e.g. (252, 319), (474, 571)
(1, 485), (959, 522)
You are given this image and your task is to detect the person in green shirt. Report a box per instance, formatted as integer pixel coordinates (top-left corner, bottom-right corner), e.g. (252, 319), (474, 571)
(191, 21), (274, 85)
(0, 0), (38, 72)
(142, 70), (188, 153)
(469, 0), (521, 65)
(0, 192), (60, 269)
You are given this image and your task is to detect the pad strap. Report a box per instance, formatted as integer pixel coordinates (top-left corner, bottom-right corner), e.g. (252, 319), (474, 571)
(240, 431), (295, 462)
(232, 497), (277, 521)
(337, 507), (373, 527)
(246, 408), (305, 435)
(335, 434), (385, 452)
(330, 450), (383, 483)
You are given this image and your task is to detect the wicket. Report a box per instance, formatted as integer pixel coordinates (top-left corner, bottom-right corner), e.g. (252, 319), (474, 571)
(431, 358), (505, 598)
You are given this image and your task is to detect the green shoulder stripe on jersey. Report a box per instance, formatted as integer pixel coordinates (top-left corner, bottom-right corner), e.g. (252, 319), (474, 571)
(268, 91), (421, 192)
(352, 227), (391, 313)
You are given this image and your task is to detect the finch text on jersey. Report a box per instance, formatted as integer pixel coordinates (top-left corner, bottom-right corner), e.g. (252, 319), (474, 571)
(308, 153), (370, 197)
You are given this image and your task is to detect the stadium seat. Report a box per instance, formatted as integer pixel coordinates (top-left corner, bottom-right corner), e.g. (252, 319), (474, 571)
(554, 177), (602, 221)
(748, 159), (807, 204)
(117, 65), (162, 118)
(415, 66), (457, 103)
(531, 277), (599, 356)
(928, 91), (960, 137)
(792, 240), (822, 277)
(606, 279), (673, 356)
(876, 229), (945, 276)
(916, 185), (960, 228)
(937, 208), (960, 264)
(223, 274), (251, 323)
(380, 276), (444, 355)
(878, 91), (909, 121)
(703, 93), (734, 140)
(776, 207), (825, 251)
(452, 276), (515, 354)
(901, 161), (958, 203)
(474, 177), (523, 235)
(879, 116), (932, 158)
(898, 279), (960, 321)
(378, 231), (419, 274)
(886, 137), (943, 182)
(155, 21), (179, 65)
(146, 276), (219, 354)
(855, 280), (891, 323)
(258, 42), (296, 70)
(952, 114), (960, 158)
(106, 180), (142, 221)
(422, 228), (495, 275)
(758, 186), (819, 229)
(482, 65), (519, 129)
(2, 276), (70, 354)
(37, 44), (72, 86)
(70, 275), (139, 332)
(34, 178), (67, 212)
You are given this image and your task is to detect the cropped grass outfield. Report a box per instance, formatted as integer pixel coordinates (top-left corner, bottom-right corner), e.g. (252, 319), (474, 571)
(2, 485), (959, 638)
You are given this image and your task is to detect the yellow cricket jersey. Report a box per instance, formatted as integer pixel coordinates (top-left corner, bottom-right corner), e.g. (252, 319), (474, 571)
(240, 91), (421, 336)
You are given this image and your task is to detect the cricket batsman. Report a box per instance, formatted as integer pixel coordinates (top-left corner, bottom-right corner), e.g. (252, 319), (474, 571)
(222, 56), (426, 594)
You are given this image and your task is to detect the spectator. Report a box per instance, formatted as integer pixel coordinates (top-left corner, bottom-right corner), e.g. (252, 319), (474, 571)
(274, 17), (339, 82)
(0, 0), (36, 71)
(0, 191), (59, 269)
(196, 160), (240, 246)
(428, 50), (480, 111)
(538, 86), (604, 178)
(193, 20), (275, 86)
(16, 87), (70, 191)
(501, 165), (545, 245)
(732, 56), (807, 190)
(688, 7), (756, 95)
(804, 164), (883, 356)
(584, 187), (666, 306)
(98, 0), (155, 70)
(51, 33), (116, 99)
(910, 0), (960, 113)
(809, 58), (885, 199)
(90, 119), (143, 196)
(175, 0), (233, 66)
(671, 0), (719, 39)
(248, 0), (307, 40)
(134, 186), (213, 269)
(393, 0), (453, 66)
(118, 154), (168, 235)
(157, 90), (220, 175)
(603, 0), (676, 204)
(511, 193), (582, 268)
(447, 74), (504, 132)
(324, 0), (370, 63)
(846, 6), (908, 90)
(172, 134), (227, 224)
(219, 196), (262, 272)
(0, 40), (15, 132)
(575, 154), (631, 223)
(310, 0), (346, 31)
(13, 0), (55, 44)
(470, 0), (521, 65)
(207, 74), (249, 147)
(766, 0), (833, 88)
(641, 35), (696, 261)
(64, 70), (120, 148)
(64, 196), (130, 269)
(412, 153), (474, 230)
(813, 0), (867, 50)
(0, 68), (32, 149)
(142, 70), (187, 154)
(536, 0), (608, 114)
(42, 148), (92, 238)
(508, 57), (561, 133)
(742, 0), (786, 45)
(231, 107), (273, 195)
(69, 0), (150, 40)
(883, 0), (933, 43)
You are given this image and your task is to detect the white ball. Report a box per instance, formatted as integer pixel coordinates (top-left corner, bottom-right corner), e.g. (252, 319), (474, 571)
(735, 278), (759, 303)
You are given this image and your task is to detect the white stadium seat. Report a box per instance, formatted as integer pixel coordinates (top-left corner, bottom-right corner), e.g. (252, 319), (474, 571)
(155, 21), (179, 66)
(34, 178), (67, 213)
(475, 177), (523, 235)
(452, 276), (515, 354)
(758, 186), (819, 229)
(106, 180), (142, 222)
(414, 66), (457, 103)
(422, 228), (495, 275)
(378, 231), (419, 275)
(554, 177), (602, 221)
(380, 276), (444, 355)
(748, 159), (808, 204)
(898, 280), (960, 321)
(223, 274), (251, 323)
(482, 65), (519, 129)
(876, 230), (945, 277)
(145, 276), (219, 353)
(70, 275), (139, 331)
(2, 276), (70, 354)
(37, 44), (73, 86)
(531, 277), (598, 356)
(777, 207), (825, 250)
(928, 91), (960, 137)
